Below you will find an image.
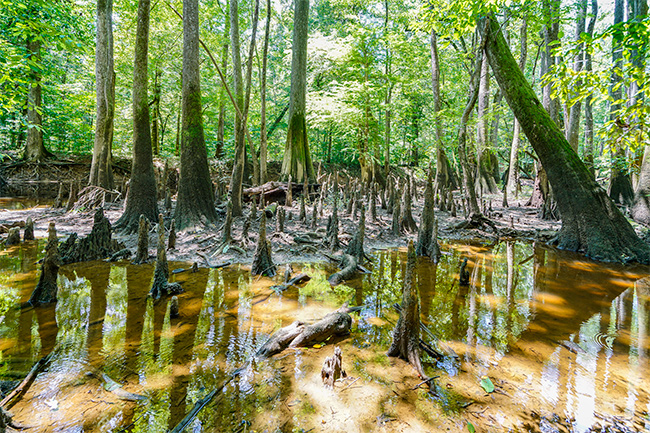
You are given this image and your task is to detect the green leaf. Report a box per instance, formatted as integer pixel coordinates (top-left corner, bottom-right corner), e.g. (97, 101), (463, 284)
(467, 421), (475, 433)
(480, 376), (494, 393)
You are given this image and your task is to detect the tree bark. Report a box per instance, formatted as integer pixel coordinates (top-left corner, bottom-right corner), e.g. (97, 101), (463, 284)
(243, 0), (261, 186)
(151, 69), (161, 156)
(259, 0), (271, 184)
(215, 10), (229, 159)
(115, 0), (159, 233)
(583, 0), (598, 174)
(90, 0), (115, 188)
(607, 0), (634, 207)
(484, 15), (650, 263)
(506, 17), (528, 200)
(175, 0), (219, 229)
(23, 39), (50, 161)
(229, 0), (246, 216)
(476, 54), (499, 195)
(280, 0), (315, 184)
(565, 0), (587, 151)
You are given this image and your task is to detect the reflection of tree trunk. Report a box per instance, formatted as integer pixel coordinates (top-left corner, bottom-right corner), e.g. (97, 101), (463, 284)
(168, 269), (207, 428)
(34, 305), (58, 356)
(506, 241), (515, 330)
(86, 265), (109, 367)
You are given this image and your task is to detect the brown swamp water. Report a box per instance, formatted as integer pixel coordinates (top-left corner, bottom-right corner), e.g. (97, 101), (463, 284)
(0, 240), (649, 432)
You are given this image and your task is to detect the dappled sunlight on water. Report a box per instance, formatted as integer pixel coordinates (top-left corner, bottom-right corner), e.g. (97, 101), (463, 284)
(0, 239), (649, 432)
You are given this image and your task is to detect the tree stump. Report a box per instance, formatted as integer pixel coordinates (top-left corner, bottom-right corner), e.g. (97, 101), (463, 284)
(54, 183), (64, 208)
(132, 215), (150, 265)
(391, 198), (401, 235)
(168, 219), (176, 250)
(321, 346), (346, 388)
(29, 222), (59, 305)
(150, 214), (182, 299)
(276, 206), (285, 233)
(5, 227), (20, 246)
(299, 194), (307, 222)
(23, 217), (34, 241)
(286, 174), (293, 207)
(346, 203), (366, 262)
(400, 180), (418, 233)
(416, 169), (441, 263)
(387, 241), (426, 379)
(59, 208), (122, 264)
(324, 195), (341, 250)
(65, 181), (78, 213)
(328, 254), (357, 286)
(252, 213), (276, 277)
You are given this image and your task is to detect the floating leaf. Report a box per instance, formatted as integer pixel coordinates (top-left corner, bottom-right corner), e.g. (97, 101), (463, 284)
(480, 376), (494, 393)
(467, 421), (475, 433)
(313, 343), (323, 349)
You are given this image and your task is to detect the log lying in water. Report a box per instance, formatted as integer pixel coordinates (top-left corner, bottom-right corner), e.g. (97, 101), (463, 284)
(255, 305), (359, 360)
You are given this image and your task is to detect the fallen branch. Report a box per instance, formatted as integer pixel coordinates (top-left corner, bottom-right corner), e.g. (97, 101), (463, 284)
(270, 272), (311, 292)
(0, 352), (52, 408)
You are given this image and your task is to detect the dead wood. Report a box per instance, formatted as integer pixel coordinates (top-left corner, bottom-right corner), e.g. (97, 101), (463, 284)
(150, 214), (182, 300)
(387, 241), (427, 380)
(168, 219), (176, 249)
(321, 346), (346, 388)
(29, 222), (59, 305)
(345, 203), (366, 262)
(270, 272), (311, 292)
(59, 208), (123, 264)
(454, 212), (498, 233)
(251, 213), (276, 277)
(256, 305), (356, 359)
(132, 215), (150, 264)
(23, 217), (34, 241)
(328, 254), (358, 286)
(0, 352), (53, 409)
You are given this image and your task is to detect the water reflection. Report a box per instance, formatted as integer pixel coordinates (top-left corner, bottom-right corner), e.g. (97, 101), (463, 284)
(1, 240), (649, 432)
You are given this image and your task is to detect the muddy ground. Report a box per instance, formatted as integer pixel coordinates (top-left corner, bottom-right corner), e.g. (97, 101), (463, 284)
(0, 158), (567, 268)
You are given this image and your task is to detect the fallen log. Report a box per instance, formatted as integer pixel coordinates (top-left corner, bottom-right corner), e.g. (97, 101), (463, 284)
(255, 305), (359, 360)
(270, 272), (311, 292)
(0, 352), (53, 409)
(328, 254), (358, 286)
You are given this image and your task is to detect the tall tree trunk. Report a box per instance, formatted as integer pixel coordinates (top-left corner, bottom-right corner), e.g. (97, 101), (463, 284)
(23, 39), (49, 161)
(90, 0), (115, 187)
(243, 0), (260, 186)
(607, 0), (634, 207)
(384, 0), (392, 181)
(215, 10), (229, 159)
(459, 47), (483, 215)
(629, 0), (649, 224)
(115, 0), (159, 233)
(259, 0), (271, 184)
(583, 0), (598, 174)
(151, 69), (161, 156)
(476, 54), (498, 194)
(430, 30), (456, 192)
(565, 0), (588, 151)
(175, 0), (218, 229)
(229, 0), (246, 216)
(280, 0), (315, 183)
(484, 15), (650, 263)
(542, 0), (562, 126)
(506, 16), (528, 199)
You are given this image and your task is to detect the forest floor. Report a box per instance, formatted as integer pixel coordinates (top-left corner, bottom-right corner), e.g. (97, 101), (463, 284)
(0, 157), (564, 267)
